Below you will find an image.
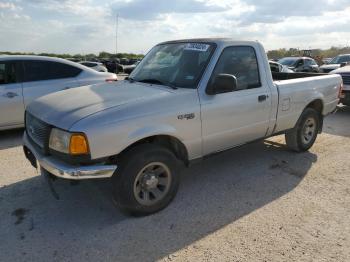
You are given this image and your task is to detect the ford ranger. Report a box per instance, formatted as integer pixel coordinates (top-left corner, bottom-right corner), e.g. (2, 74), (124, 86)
(23, 39), (342, 216)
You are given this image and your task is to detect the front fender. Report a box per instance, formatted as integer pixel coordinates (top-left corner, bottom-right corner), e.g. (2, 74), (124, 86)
(128, 124), (179, 141)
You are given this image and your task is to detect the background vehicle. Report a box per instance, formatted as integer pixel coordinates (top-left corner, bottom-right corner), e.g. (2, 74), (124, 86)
(320, 54), (350, 73)
(278, 57), (320, 72)
(0, 55), (117, 130)
(103, 60), (124, 74)
(79, 61), (108, 72)
(269, 60), (294, 73)
(322, 58), (333, 64)
(119, 58), (129, 65)
(331, 65), (350, 106)
(123, 61), (140, 74)
(23, 39), (341, 216)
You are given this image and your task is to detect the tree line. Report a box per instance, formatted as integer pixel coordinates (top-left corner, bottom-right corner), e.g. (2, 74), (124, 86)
(267, 46), (350, 60)
(0, 51), (144, 60)
(2, 46), (349, 61)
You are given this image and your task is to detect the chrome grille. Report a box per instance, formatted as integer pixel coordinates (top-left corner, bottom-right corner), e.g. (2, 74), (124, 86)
(25, 113), (51, 149)
(341, 74), (350, 85)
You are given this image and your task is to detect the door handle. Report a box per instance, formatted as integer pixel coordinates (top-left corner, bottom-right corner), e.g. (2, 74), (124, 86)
(258, 95), (268, 102)
(3, 92), (19, 98)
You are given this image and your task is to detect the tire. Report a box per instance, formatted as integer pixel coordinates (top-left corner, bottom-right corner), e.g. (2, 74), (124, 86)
(112, 144), (182, 216)
(285, 108), (321, 152)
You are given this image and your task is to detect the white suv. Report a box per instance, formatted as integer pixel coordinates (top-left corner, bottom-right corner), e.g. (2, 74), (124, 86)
(0, 55), (117, 130)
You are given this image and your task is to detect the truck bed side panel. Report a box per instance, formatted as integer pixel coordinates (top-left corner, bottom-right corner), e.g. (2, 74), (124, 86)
(273, 74), (341, 133)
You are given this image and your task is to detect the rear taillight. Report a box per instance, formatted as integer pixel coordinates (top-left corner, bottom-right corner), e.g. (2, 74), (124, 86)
(106, 78), (118, 82)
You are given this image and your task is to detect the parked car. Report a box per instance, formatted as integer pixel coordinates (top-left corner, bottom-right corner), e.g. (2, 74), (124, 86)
(278, 57), (320, 72)
(269, 60), (294, 73)
(330, 65), (350, 106)
(23, 39), (341, 216)
(79, 61), (108, 72)
(319, 54), (350, 73)
(123, 61), (140, 74)
(128, 58), (140, 65)
(119, 58), (129, 65)
(103, 61), (124, 74)
(0, 55), (117, 130)
(322, 58), (332, 64)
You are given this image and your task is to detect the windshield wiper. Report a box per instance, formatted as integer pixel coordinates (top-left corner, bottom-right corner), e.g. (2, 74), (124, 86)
(138, 78), (178, 90)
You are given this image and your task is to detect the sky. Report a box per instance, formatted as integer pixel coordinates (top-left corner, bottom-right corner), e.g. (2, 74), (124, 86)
(1, 0), (350, 54)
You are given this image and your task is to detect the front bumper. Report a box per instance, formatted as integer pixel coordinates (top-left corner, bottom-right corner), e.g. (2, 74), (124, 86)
(23, 132), (117, 180)
(340, 90), (350, 106)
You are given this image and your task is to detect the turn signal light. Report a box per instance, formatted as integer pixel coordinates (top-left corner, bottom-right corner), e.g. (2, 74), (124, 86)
(69, 134), (89, 155)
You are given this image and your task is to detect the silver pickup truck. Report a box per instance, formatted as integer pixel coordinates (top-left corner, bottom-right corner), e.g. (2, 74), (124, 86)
(23, 39), (342, 216)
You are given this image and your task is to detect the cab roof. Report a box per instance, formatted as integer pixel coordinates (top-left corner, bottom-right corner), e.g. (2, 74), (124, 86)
(159, 38), (259, 45)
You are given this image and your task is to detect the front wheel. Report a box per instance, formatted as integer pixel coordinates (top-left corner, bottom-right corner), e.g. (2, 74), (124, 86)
(112, 144), (181, 216)
(285, 108), (321, 152)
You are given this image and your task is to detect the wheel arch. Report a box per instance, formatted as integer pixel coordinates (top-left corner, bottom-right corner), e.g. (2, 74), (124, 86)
(303, 99), (324, 133)
(115, 134), (190, 166)
(305, 99), (324, 114)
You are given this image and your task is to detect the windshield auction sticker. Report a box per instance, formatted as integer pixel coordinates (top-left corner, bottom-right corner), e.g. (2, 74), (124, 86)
(184, 43), (210, 52)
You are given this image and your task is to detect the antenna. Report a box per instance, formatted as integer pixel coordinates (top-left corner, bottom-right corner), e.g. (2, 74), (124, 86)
(116, 13), (119, 56)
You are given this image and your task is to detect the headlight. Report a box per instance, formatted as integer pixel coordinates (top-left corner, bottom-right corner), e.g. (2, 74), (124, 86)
(49, 128), (89, 155)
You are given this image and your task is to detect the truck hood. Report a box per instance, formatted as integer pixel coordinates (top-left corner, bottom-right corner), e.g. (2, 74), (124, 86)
(26, 80), (176, 130)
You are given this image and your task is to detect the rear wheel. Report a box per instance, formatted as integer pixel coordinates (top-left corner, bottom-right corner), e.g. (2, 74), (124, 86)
(112, 144), (181, 216)
(285, 108), (321, 152)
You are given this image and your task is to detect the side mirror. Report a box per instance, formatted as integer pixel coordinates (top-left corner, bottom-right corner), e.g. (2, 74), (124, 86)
(340, 62), (348, 68)
(206, 74), (237, 95)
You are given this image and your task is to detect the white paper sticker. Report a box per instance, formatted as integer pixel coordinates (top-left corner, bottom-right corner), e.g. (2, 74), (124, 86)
(184, 43), (210, 52)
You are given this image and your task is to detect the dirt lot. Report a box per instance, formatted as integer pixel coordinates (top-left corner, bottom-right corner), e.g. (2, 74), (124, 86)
(0, 106), (349, 262)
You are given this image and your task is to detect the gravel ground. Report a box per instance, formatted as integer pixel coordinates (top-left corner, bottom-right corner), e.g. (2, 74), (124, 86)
(0, 106), (349, 262)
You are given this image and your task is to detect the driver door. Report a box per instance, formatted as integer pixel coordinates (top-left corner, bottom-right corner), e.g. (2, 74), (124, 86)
(200, 46), (272, 155)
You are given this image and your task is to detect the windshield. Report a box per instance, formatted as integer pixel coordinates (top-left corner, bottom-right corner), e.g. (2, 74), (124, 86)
(329, 55), (350, 64)
(129, 42), (216, 89)
(278, 57), (298, 67)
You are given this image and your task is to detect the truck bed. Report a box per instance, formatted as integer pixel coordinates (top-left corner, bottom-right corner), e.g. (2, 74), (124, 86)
(272, 73), (341, 134)
(272, 72), (328, 81)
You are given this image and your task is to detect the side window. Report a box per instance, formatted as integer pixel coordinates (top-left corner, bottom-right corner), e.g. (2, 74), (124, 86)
(297, 59), (304, 67)
(339, 56), (350, 63)
(81, 62), (95, 67)
(269, 62), (279, 72)
(24, 61), (47, 82)
(310, 60), (317, 66)
(305, 59), (312, 66)
(24, 60), (82, 82)
(0, 62), (17, 85)
(52, 62), (82, 78)
(210, 46), (261, 91)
